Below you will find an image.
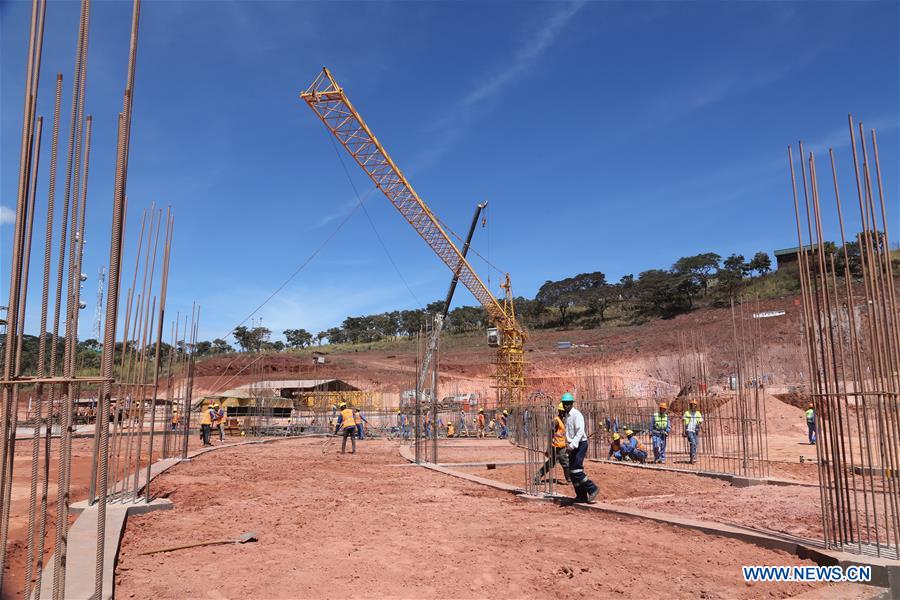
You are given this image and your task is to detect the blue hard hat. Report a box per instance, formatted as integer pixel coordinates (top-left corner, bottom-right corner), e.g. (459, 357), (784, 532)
(561, 392), (575, 403)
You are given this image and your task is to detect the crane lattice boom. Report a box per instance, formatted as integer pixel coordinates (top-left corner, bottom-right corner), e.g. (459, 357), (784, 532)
(300, 67), (526, 405)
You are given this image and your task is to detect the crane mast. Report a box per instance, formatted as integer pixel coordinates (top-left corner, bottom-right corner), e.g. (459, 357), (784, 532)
(300, 67), (526, 406)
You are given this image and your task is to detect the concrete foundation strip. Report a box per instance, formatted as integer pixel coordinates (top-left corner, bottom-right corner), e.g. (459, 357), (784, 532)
(398, 444), (899, 591)
(33, 435), (311, 600)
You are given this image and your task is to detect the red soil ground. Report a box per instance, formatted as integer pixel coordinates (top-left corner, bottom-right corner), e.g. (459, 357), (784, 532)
(115, 438), (872, 599)
(4, 431), (263, 600)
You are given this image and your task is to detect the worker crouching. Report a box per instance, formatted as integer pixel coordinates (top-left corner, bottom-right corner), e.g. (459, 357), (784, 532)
(621, 429), (647, 463)
(561, 392), (599, 503)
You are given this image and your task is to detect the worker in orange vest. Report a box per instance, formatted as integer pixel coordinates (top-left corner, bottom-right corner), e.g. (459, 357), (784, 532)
(476, 408), (486, 438)
(533, 402), (571, 484)
(199, 402), (213, 446)
(607, 432), (625, 461)
(336, 402), (357, 454)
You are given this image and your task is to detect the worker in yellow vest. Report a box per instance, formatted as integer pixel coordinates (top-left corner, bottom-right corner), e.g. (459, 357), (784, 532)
(200, 402), (213, 446)
(805, 403), (816, 445)
(336, 402), (357, 454)
(649, 402), (670, 463)
(683, 399), (703, 463)
(533, 402), (571, 484)
(447, 420), (456, 438)
(476, 408), (486, 438)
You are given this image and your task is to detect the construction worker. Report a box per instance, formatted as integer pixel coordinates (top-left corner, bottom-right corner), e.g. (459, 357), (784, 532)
(354, 408), (368, 440)
(170, 407), (179, 432)
(498, 409), (509, 439)
(607, 432), (625, 461)
(424, 411), (433, 439)
(447, 420), (456, 438)
(397, 409), (409, 440)
(683, 399), (703, 463)
(336, 402), (357, 454)
(477, 408), (486, 438)
(533, 403), (571, 485)
(805, 402), (816, 444)
(649, 402), (670, 463)
(621, 429), (647, 464)
(457, 409), (470, 438)
(216, 402), (227, 443)
(200, 401), (213, 446)
(561, 392), (599, 503)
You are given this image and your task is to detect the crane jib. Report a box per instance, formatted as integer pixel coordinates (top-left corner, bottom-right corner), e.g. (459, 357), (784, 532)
(299, 69), (513, 331)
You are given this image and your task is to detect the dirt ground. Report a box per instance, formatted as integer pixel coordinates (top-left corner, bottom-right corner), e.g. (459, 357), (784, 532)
(4, 430), (262, 600)
(115, 438), (872, 599)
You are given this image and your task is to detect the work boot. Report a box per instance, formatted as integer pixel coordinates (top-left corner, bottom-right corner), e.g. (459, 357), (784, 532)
(586, 487), (599, 504)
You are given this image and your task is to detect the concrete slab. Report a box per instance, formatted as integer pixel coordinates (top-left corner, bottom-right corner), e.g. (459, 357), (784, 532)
(34, 499), (171, 600)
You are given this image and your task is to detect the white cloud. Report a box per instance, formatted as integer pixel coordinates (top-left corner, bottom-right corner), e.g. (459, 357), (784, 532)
(0, 205), (15, 225)
(412, 2), (586, 171)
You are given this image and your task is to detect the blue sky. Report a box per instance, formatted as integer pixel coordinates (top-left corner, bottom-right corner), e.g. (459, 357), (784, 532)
(2, 0), (898, 343)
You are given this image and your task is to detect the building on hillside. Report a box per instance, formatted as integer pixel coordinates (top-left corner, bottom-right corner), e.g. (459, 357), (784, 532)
(203, 379), (362, 417)
(773, 244), (817, 270)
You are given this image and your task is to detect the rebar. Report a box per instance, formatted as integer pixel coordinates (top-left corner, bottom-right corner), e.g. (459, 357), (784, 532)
(789, 116), (900, 559)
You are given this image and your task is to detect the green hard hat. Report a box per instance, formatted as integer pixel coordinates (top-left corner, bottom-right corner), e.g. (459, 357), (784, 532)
(561, 392), (575, 403)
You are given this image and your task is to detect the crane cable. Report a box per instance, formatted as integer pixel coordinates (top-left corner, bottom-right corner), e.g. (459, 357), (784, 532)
(324, 131), (421, 306)
(207, 188), (371, 392)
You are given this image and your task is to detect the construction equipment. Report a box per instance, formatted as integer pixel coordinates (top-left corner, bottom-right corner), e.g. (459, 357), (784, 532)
(301, 68), (526, 406)
(416, 201), (486, 399)
(138, 531), (258, 555)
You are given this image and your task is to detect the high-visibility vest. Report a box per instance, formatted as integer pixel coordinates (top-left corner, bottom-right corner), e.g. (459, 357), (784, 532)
(805, 408), (815, 423)
(653, 413), (668, 430)
(200, 409), (212, 425)
(683, 410), (703, 430)
(552, 416), (566, 448)
(447, 422), (455, 436)
(341, 408), (356, 428)
(217, 407), (226, 424)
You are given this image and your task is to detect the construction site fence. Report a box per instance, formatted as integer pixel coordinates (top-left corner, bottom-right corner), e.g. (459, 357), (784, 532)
(512, 393), (770, 496)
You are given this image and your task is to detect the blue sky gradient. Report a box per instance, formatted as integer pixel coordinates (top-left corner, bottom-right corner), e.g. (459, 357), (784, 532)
(2, 1), (898, 342)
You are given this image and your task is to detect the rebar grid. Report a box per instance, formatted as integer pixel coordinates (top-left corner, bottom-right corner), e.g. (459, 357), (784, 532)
(789, 117), (900, 559)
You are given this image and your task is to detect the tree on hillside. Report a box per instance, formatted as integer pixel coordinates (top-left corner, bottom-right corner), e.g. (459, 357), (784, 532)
(315, 331), (327, 345)
(672, 253), (721, 291)
(722, 254), (748, 278)
(325, 327), (345, 344)
(748, 252), (772, 276)
(284, 328), (313, 348)
(447, 305), (487, 333)
(233, 326), (271, 352)
(194, 340), (212, 356)
(399, 309), (426, 337)
(632, 269), (692, 319)
(211, 338), (233, 354)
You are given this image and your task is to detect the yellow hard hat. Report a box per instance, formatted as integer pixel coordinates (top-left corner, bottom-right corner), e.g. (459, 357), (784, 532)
(556, 402), (565, 411)
(503, 409), (509, 415)
(659, 402), (668, 410)
(612, 433), (621, 440)
(624, 429), (634, 436)
(339, 402), (347, 408)
(479, 408), (484, 413)
(689, 399), (698, 405)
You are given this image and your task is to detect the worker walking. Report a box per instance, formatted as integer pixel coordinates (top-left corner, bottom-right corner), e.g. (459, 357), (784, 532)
(216, 402), (227, 444)
(354, 408), (368, 440)
(650, 402), (670, 463)
(805, 402), (816, 444)
(683, 400), (703, 463)
(457, 409), (470, 438)
(336, 402), (357, 454)
(621, 429), (647, 463)
(561, 392), (599, 503)
(200, 401), (213, 446)
(498, 409), (509, 439)
(607, 432), (625, 461)
(533, 403), (571, 485)
(477, 408), (486, 438)
(397, 409), (409, 440)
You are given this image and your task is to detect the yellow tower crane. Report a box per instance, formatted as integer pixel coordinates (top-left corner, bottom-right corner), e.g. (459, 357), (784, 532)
(300, 67), (526, 406)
